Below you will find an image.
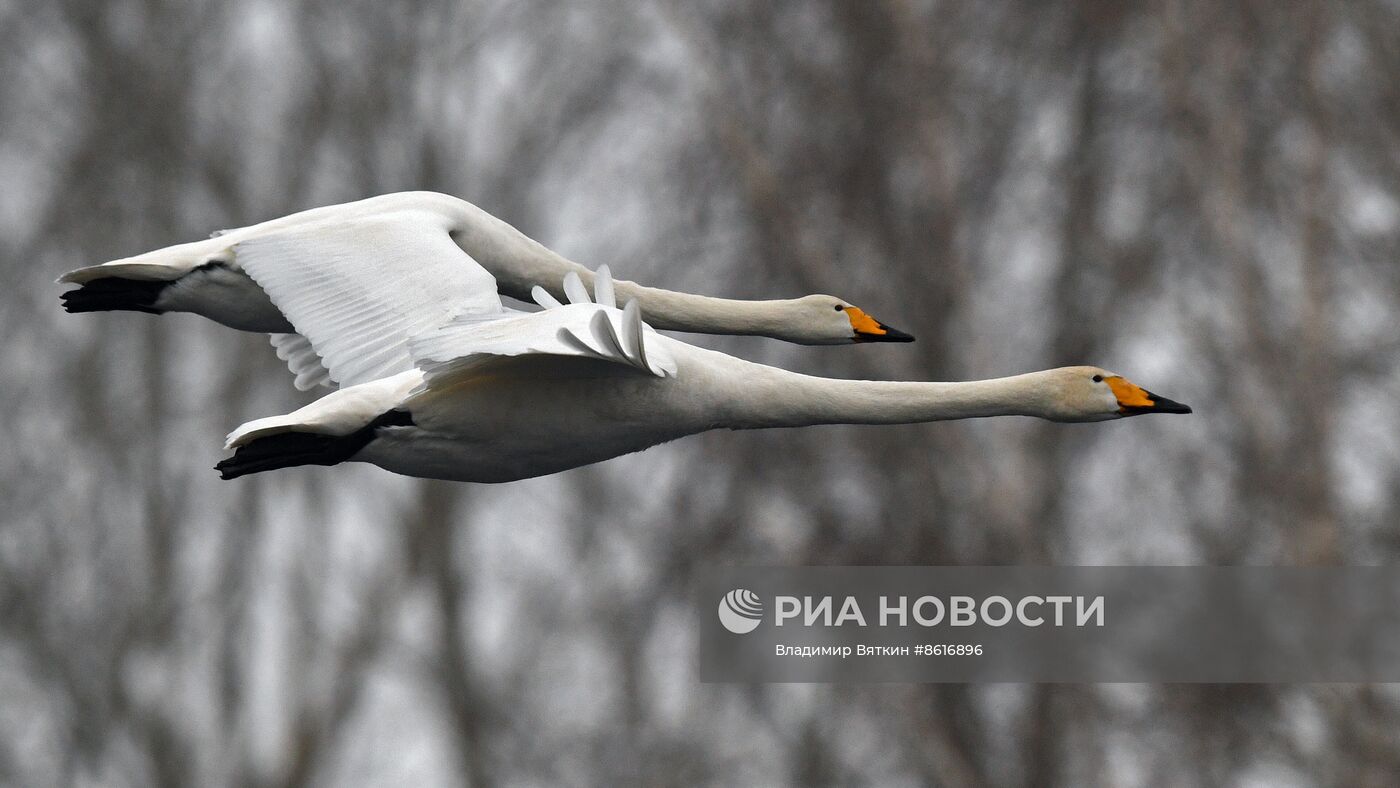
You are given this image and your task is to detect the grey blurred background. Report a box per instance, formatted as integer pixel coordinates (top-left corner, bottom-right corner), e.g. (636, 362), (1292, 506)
(3, 0), (1400, 785)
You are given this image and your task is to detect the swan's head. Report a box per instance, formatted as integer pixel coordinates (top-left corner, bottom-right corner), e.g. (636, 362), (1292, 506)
(788, 295), (915, 345)
(1038, 366), (1193, 422)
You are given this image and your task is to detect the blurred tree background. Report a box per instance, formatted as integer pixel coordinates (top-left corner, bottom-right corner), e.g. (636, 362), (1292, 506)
(3, 0), (1400, 785)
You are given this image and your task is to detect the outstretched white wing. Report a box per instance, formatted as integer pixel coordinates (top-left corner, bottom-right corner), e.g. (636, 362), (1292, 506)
(234, 209), (504, 388)
(409, 268), (678, 385)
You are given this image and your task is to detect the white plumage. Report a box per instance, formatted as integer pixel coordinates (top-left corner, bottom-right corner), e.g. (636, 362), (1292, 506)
(56, 192), (1190, 484)
(410, 299), (677, 382)
(211, 270), (1189, 483)
(59, 192), (917, 378)
(233, 211), (502, 388)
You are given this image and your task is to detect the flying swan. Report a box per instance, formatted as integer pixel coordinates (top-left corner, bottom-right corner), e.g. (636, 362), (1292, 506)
(211, 266), (1191, 483)
(58, 191), (912, 389)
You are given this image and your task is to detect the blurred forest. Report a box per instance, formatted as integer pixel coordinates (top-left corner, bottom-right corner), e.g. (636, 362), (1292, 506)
(4, 0), (1400, 785)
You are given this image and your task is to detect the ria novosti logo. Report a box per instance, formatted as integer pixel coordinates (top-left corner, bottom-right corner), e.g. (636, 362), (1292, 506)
(718, 589), (764, 634)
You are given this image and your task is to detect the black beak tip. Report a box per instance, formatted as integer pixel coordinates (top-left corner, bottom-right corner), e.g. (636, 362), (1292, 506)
(1122, 391), (1192, 416)
(1150, 393), (1192, 414)
(864, 324), (914, 343)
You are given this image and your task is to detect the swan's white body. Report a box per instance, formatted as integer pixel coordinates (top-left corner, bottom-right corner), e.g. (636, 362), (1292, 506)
(60, 192), (911, 374)
(350, 354), (1118, 484)
(213, 267), (1188, 483)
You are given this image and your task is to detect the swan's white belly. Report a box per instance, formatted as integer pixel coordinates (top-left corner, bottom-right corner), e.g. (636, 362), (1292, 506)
(357, 363), (725, 483)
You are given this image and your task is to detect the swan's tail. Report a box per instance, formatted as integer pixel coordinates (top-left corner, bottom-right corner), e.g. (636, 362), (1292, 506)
(216, 410), (413, 479)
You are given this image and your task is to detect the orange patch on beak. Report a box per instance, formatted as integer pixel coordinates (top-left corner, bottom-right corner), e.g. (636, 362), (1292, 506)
(1106, 376), (1154, 410)
(844, 306), (885, 336)
(844, 307), (914, 342)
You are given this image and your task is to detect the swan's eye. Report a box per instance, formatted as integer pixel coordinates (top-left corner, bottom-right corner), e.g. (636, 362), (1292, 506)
(834, 304), (844, 311)
(1092, 374), (1104, 383)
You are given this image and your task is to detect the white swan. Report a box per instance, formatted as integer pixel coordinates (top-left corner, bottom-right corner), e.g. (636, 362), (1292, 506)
(57, 191), (912, 383)
(215, 270), (1191, 483)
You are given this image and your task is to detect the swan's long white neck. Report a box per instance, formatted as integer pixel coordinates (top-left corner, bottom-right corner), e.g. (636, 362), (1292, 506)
(446, 201), (796, 336)
(593, 282), (796, 335)
(709, 357), (1054, 429)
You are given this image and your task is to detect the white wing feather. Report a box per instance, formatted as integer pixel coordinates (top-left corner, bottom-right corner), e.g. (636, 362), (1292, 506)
(269, 333), (334, 391)
(622, 299), (649, 371)
(224, 370), (423, 449)
(234, 210), (503, 388)
(409, 297), (677, 384)
(592, 265), (616, 308)
(224, 267), (668, 456)
(562, 271), (591, 305)
(531, 285), (563, 309)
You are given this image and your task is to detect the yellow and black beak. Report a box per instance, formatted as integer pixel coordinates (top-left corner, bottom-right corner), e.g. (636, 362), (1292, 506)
(1106, 376), (1192, 416)
(845, 307), (914, 343)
